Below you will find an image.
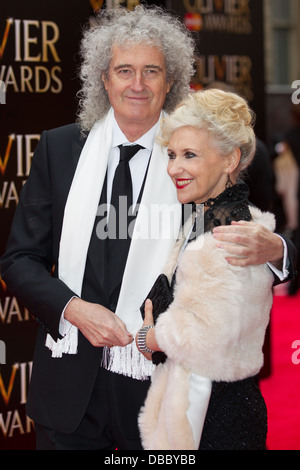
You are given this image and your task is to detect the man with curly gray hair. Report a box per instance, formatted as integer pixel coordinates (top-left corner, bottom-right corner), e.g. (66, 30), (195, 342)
(1, 5), (196, 450)
(1, 5), (295, 450)
(77, 6), (195, 131)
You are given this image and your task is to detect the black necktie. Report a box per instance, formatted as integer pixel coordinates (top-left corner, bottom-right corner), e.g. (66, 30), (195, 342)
(108, 144), (143, 236)
(107, 144), (143, 290)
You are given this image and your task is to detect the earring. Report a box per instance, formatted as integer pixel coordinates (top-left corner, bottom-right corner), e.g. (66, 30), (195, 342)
(225, 174), (233, 189)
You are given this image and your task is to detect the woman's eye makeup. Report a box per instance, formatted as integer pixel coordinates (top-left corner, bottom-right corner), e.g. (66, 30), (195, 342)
(185, 151), (197, 159)
(167, 150), (199, 159)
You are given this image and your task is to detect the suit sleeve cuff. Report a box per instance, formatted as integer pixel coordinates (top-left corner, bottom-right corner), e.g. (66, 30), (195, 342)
(267, 235), (289, 281)
(59, 296), (78, 336)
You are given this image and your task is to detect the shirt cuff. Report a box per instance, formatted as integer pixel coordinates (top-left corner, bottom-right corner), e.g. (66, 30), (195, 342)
(267, 235), (289, 281)
(59, 296), (78, 336)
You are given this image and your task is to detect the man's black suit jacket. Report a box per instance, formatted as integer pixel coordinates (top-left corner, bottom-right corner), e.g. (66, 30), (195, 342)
(0, 123), (297, 434)
(1, 123), (113, 433)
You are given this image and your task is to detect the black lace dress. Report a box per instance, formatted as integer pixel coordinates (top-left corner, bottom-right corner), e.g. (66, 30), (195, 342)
(189, 183), (267, 450)
(142, 183), (268, 450)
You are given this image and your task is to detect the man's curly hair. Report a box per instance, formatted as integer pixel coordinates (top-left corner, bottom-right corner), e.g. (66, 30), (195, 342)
(77, 5), (195, 131)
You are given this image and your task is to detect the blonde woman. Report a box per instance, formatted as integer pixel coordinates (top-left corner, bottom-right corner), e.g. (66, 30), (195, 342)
(137, 89), (276, 450)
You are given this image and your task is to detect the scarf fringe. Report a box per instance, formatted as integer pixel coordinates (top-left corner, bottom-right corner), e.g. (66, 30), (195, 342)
(45, 327), (78, 358)
(47, 110), (180, 380)
(45, 329), (154, 381)
(101, 343), (154, 381)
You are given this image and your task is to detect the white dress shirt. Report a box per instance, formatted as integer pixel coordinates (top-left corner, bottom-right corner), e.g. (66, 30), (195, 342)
(59, 116), (160, 335)
(107, 117), (159, 212)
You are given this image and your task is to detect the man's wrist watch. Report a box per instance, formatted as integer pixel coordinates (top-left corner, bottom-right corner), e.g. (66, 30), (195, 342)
(137, 325), (155, 353)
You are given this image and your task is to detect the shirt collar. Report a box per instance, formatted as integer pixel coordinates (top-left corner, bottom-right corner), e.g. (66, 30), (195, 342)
(111, 113), (160, 152)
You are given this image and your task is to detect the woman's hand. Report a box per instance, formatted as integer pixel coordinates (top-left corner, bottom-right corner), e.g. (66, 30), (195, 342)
(143, 298), (154, 327)
(136, 299), (160, 359)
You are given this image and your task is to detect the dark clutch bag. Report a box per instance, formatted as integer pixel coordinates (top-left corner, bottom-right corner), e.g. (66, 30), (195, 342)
(140, 274), (174, 365)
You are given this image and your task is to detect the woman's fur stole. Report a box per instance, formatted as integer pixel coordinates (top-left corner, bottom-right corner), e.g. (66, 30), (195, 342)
(138, 206), (275, 450)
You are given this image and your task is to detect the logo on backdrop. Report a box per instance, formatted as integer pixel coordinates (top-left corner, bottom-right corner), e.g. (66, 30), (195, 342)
(0, 80), (5, 103)
(192, 53), (253, 101)
(89, 0), (104, 11)
(0, 133), (40, 209)
(183, 0), (252, 34)
(0, 361), (34, 438)
(0, 341), (5, 364)
(0, 18), (62, 93)
(89, 0), (140, 13)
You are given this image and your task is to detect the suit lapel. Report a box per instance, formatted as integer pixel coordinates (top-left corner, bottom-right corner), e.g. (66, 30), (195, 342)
(71, 135), (86, 169)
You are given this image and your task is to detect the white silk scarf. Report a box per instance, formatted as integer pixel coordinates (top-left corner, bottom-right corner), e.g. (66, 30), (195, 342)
(45, 108), (182, 380)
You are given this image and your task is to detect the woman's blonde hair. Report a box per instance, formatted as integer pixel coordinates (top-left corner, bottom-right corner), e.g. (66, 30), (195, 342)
(160, 89), (257, 175)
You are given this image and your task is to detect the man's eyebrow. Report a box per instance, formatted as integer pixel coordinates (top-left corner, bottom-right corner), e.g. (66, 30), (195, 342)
(144, 65), (163, 70)
(114, 64), (163, 71)
(114, 64), (132, 70)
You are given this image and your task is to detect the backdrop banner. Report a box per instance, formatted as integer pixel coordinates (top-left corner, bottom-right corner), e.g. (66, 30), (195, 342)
(0, 0), (265, 450)
(169, 0), (266, 140)
(0, 0), (94, 450)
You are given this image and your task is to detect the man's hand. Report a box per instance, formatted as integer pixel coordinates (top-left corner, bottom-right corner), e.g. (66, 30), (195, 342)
(64, 298), (133, 348)
(213, 220), (284, 268)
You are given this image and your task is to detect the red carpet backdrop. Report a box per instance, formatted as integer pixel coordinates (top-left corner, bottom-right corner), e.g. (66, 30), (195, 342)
(1, 0), (267, 450)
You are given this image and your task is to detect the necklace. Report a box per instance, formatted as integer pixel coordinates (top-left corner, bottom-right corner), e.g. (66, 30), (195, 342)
(192, 183), (252, 234)
(202, 184), (245, 208)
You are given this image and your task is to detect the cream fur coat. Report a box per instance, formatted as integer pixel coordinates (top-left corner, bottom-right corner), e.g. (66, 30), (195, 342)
(138, 206), (275, 450)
